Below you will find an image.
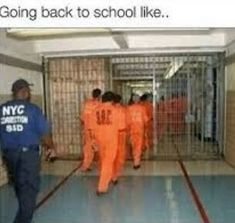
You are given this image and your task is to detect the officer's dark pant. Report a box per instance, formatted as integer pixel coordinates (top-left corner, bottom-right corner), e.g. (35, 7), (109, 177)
(3, 148), (40, 223)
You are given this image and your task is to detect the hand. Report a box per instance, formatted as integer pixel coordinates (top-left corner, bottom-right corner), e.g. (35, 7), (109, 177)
(45, 148), (57, 162)
(91, 140), (99, 152)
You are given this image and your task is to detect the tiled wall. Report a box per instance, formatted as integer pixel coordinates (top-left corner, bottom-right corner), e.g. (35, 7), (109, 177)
(225, 62), (235, 166)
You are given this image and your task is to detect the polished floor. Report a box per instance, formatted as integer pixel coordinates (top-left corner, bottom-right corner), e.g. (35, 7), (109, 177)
(1, 160), (235, 223)
(155, 134), (219, 159)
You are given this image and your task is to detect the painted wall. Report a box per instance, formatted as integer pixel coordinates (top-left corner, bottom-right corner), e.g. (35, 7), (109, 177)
(0, 29), (42, 187)
(0, 29), (40, 63)
(0, 64), (43, 106)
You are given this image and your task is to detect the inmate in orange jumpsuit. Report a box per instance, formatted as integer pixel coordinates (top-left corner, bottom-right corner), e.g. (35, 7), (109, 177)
(165, 96), (176, 135)
(112, 103), (128, 182)
(140, 100), (153, 150)
(167, 94), (187, 135)
(91, 102), (126, 193)
(80, 98), (100, 171)
(128, 102), (148, 168)
(156, 99), (167, 142)
(169, 96), (177, 134)
(170, 96), (182, 135)
(178, 95), (187, 134)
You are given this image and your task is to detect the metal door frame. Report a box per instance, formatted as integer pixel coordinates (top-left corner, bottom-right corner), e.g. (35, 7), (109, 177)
(43, 52), (225, 160)
(109, 53), (225, 159)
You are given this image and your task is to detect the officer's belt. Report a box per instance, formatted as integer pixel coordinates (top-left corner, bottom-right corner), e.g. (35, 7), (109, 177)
(3, 146), (39, 152)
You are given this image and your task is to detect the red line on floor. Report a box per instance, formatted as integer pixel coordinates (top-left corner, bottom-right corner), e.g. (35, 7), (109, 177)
(174, 142), (210, 223)
(35, 164), (80, 210)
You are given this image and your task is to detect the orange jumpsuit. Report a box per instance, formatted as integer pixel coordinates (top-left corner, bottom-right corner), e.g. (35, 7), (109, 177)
(140, 101), (153, 150)
(128, 103), (148, 167)
(80, 98), (100, 171)
(156, 100), (167, 142)
(112, 103), (128, 182)
(168, 97), (183, 135)
(167, 97), (186, 135)
(165, 97), (175, 135)
(90, 102), (126, 193)
(178, 96), (187, 134)
(171, 97), (178, 134)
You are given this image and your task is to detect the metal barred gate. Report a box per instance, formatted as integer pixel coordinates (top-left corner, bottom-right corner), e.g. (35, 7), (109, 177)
(45, 53), (225, 160)
(45, 57), (110, 158)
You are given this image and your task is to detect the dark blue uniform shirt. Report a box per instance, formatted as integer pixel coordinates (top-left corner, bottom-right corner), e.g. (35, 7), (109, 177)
(0, 99), (50, 149)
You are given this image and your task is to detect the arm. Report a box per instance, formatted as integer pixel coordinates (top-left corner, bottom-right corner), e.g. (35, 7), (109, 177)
(41, 133), (57, 161)
(35, 106), (57, 160)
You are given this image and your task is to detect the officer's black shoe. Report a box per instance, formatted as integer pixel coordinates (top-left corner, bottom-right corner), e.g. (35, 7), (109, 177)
(133, 165), (141, 170)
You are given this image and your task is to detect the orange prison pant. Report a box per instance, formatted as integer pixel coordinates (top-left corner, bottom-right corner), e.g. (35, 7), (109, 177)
(80, 130), (95, 171)
(97, 138), (118, 192)
(130, 130), (144, 166)
(112, 131), (127, 181)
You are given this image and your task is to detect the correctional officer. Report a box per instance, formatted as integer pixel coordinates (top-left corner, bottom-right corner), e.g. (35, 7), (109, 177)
(0, 79), (55, 223)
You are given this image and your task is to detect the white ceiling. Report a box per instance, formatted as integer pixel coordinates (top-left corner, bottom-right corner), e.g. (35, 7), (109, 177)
(6, 28), (235, 57)
(7, 28), (234, 38)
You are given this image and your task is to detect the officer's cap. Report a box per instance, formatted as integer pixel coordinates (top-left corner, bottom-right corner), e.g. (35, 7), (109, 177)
(12, 79), (33, 93)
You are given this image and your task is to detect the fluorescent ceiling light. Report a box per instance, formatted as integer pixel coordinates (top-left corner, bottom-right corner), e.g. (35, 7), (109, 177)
(164, 60), (184, 79)
(130, 84), (153, 87)
(111, 28), (211, 32)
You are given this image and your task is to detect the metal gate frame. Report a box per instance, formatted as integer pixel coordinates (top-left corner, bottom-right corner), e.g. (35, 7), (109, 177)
(109, 53), (225, 160)
(43, 52), (225, 160)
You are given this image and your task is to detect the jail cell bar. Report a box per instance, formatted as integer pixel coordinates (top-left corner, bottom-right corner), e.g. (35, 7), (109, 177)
(110, 54), (224, 159)
(46, 57), (110, 158)
(45, 53), (224, 160)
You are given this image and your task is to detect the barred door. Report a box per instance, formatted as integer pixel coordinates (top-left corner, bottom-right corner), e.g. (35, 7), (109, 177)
(45, 54), (224, 160)
(111, 54), (224, 159)
(45, 57), (110, 158)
